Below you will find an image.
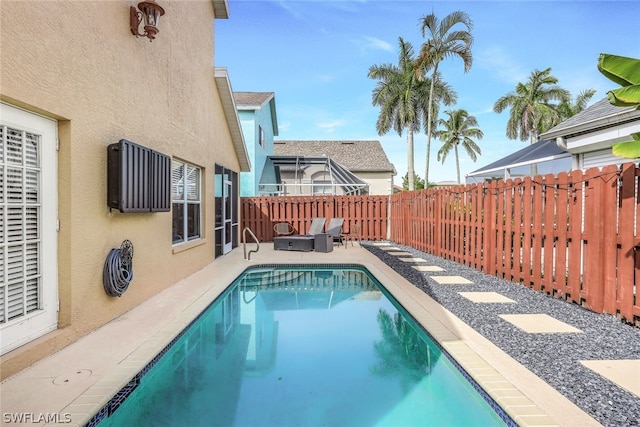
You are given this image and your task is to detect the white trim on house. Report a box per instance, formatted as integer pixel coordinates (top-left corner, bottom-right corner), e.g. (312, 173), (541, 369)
(560, 121), (640, 154)
(214, 68), (251, 172)
(540, 98), (640, 171)
(0, 103), (58, 355)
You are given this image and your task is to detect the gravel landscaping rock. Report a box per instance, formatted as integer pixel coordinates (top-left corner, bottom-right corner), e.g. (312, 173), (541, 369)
(363, 241), (640, 427)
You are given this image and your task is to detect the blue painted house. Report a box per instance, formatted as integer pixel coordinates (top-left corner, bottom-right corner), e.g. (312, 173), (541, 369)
(234, 92), (279, 196)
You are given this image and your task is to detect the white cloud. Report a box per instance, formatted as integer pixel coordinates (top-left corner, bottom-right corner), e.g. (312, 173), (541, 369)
(471, 106), (496, 116)
(315, 119), (346, 133)
(361, 36), (393, 52)
(278, 120), (291, 132)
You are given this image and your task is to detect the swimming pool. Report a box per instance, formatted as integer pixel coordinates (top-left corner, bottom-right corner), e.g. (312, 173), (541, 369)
(91, 265), (512, 426)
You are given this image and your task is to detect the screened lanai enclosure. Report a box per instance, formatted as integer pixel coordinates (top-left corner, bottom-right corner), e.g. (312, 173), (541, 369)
(466, 139), (573, 183)
(258, 155), (370, 196)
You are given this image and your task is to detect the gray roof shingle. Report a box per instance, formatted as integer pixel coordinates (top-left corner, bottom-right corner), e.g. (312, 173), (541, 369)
(273, 140), (396, 173)
(541, 97), (640, 138)
(233, 92), (274, 109)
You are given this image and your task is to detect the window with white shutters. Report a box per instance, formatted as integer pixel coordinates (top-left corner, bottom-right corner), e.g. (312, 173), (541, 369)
(0, 103), (57, 355)
(172, 159), (201, 245)
(0, 126), (41, 323)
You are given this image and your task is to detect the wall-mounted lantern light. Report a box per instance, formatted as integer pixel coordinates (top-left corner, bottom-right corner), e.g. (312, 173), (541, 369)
(130, 0), (165, 41)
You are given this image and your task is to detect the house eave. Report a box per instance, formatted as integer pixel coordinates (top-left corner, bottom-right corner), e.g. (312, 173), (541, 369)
(235, 93), (274, 111)
(466, 152), (572, 178)
(212, 0), (229, 19)
(269, 97), (279, 137)
(214, 68), (251, 172)
(235, 94), (278, 137)
(540, 106), (640, 140)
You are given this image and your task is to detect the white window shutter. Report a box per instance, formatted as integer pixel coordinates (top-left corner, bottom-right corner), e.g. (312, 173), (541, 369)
(171, 159), (184, 200)
(0, 104), (58, 355)
(1, 125), (41, 324)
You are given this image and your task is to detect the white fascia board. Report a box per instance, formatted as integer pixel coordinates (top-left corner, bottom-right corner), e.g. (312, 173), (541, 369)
(564, 121), (640, 154)
(214, 67), (251, 172)
(541, 108), (640, 140)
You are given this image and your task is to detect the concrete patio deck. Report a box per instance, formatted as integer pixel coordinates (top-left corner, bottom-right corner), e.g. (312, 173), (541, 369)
(1, 243), (626, 426)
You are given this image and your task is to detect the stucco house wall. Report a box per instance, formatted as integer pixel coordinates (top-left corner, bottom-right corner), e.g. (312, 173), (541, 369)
(0, 0), (244, 379)
(353, 171), (394, 195)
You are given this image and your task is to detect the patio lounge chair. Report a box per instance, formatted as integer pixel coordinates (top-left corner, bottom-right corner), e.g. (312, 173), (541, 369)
(274, 217), (326, 251)
(325, 218), (344, 245)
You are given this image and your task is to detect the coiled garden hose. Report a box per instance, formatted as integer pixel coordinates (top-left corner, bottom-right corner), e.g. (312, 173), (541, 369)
(103, 240), (134, 297)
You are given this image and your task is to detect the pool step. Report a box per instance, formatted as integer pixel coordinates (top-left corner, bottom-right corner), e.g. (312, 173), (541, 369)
(241, 269), (336, 288)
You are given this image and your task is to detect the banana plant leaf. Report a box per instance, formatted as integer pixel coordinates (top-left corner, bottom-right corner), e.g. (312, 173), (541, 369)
(607, 84), (640, 107)
(611, 132), (640, 159)
(598, 53), (640, 86)
(612, 141), (640, 159)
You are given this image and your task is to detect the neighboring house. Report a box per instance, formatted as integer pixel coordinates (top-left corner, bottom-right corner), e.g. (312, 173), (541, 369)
(268, 140), (396, 196)
(540, 97), (640, 170)
(0, 1), (249, 378)
(234, 92), (279, 196)
(466, 139), (572, 183)
(466, 97), (640, 183)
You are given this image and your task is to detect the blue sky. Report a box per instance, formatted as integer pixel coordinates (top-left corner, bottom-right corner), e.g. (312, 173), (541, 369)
(216, 0), (640, 184)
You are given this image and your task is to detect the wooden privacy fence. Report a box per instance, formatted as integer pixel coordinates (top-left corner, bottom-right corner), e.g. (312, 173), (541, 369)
(390, 163), (640, 324)
(241, 195), (389, 242)
(240, 163), (639, 323)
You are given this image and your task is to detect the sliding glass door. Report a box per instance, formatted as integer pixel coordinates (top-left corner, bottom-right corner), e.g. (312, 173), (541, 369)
(215, 164), (238, 258)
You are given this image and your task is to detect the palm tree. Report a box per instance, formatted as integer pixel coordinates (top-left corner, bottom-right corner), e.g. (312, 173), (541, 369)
(368, 37), (425, 190)
(419, 71), (457, 147)
(558, 89), (597, 120)
(493, 67), (570, 145)
(436, 109), (483, 184)
(415, 10), (474, 186)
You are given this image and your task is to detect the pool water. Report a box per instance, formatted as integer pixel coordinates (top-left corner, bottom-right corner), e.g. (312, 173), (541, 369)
(97, 266), (508, 426)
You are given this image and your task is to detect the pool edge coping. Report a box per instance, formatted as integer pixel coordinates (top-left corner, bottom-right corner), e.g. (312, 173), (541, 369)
(57, 247), (599, 427)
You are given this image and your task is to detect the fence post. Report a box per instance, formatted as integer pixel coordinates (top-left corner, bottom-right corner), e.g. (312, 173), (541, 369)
(601, 165), (621, 314)
(482, 181), (497, 274)
(583, 167), (606, 313)
(617, 163), (637, 321)
(434, 189), (442, 258)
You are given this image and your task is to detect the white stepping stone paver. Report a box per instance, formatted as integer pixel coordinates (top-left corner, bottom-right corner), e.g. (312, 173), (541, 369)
(430, 275), (473, 285)
(379, 246), (402, 251)
(388, 251), (412, 257)
(371, 242), (391, 246)
(412, 265), (445, 272)
(580, 360), (640, 398)
(459, 292), (516, 303)
(398, 257), (427, 263)
(499, 314), (582, 334)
